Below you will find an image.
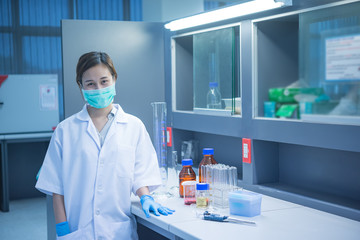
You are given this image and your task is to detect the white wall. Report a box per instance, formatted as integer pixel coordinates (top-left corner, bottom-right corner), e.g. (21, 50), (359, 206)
(142, 0), (204, 22)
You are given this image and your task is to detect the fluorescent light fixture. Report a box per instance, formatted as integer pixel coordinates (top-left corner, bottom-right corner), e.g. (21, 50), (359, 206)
(164, 0), (292, 31)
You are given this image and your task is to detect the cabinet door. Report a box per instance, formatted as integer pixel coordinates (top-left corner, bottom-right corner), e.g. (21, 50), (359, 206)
(172, 25), (241, 116)
(62, 20), (165, 136)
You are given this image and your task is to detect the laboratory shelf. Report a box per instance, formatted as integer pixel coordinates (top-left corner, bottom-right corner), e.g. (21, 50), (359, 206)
(172, 111), (244, 138)
(243, 138), (360, 221)
(171, 111), (360, 153)
(244, 183), (360, 221)
(251, 118), (360, 153)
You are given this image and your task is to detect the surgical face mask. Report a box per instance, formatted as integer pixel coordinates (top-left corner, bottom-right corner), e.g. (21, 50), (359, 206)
(82, 84), (116, 109)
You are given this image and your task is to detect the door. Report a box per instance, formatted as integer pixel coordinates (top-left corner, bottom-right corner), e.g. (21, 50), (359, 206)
(61, 20), (165, 135)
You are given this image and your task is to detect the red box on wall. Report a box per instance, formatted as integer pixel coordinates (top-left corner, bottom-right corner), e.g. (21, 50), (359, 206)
(242, 138), (251, 164)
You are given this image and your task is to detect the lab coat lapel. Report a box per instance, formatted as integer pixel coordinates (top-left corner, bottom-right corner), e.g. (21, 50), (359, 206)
(104, 120), (117, 146)
(76, 105), (101, 150)
(87, 120), (101, 150)
(103, 104), (128, 146)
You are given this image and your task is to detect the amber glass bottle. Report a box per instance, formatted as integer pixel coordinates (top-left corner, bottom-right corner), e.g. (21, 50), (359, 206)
(179, 159), (196, 198)
(198, 148), (217, 183)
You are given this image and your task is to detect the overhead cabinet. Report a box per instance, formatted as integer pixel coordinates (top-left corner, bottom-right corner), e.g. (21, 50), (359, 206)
(172, 25), (241, 116)
(254, 1), (360, 124)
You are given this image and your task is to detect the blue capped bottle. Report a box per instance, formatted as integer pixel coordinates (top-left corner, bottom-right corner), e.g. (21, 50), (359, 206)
(206, 82), (222, 109)
(199, 148), (217, 183)
(179, 159), (196, 198)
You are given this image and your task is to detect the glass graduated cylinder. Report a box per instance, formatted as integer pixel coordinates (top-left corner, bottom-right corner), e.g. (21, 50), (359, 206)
(151, 102), (167, 187)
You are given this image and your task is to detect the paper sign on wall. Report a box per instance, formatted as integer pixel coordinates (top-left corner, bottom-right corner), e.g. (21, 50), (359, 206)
(326, 34), (360, 81)
(39, 85), (57, 110)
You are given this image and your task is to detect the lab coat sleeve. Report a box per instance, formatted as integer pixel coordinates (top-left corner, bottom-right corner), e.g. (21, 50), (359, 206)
(35, 126), (64, 196)
(132, 121), (162, 195)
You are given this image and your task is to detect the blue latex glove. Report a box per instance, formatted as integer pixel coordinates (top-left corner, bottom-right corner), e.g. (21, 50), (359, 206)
(140, 195), (175, 218)
(36, 167), (41, 180)
(56, 221), (70, 237)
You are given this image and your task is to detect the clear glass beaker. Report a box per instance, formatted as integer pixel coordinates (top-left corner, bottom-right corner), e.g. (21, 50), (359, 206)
(151, 102), (168, 189)
(167, 151), (180, 197)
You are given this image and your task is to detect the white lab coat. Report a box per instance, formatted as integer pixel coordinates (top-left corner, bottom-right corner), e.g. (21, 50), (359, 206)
(36, 104), (162, 240)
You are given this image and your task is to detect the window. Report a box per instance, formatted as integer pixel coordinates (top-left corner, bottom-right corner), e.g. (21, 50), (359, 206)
(0, 0), (142, 75)
(0, 0), (142, 118)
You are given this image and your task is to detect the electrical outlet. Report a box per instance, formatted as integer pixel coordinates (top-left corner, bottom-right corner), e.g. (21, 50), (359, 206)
(242, 138), (251, 164)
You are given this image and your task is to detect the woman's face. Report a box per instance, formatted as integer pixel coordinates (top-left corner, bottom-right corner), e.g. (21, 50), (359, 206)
(81, 64), (115, 90)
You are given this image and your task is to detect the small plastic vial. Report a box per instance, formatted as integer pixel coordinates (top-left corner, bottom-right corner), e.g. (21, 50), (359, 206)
(196, 183), (210, 208)
(179, 159), (196, 198)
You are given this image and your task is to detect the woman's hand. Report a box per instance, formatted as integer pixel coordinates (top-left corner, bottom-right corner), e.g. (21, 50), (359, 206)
(140, 195), (175, 218)
(53, 193), (70, 236)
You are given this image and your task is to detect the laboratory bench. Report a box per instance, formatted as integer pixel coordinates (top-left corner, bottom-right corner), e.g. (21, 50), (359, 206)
(43, 185), (360, 239)
(131, 191), (360, 240)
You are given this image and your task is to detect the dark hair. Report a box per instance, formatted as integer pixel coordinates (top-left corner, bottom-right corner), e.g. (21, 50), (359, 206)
(76, 51), (117, 87)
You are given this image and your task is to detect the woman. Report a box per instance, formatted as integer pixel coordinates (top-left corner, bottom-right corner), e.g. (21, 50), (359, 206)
(36, 51), (174, 239)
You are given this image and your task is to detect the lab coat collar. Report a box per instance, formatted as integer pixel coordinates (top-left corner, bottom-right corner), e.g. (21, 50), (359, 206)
(76, 104), (129, 123)
(76, 104), (129, 150)
(113, 104), (129, 123)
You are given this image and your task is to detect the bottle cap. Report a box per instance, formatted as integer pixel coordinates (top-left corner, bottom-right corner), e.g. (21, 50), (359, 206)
(196, 183), (209, 190)
(203, 148), (214, 155)
(209, 82), (218, 88)
(182, 159), (193, 166)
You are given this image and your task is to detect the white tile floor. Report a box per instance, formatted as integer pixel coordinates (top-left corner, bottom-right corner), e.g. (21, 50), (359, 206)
(0, 197), (47, 240)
